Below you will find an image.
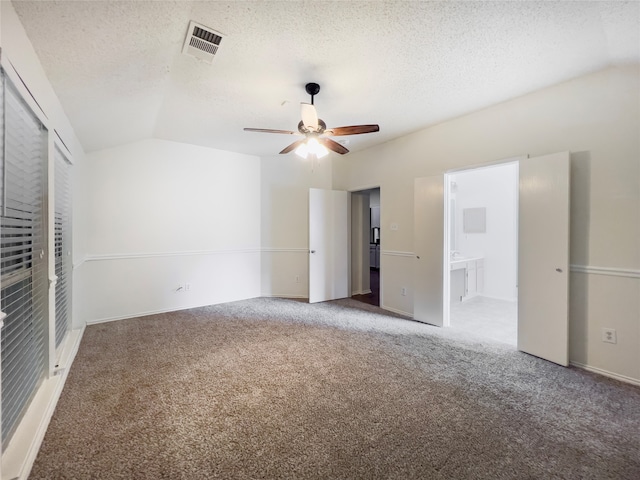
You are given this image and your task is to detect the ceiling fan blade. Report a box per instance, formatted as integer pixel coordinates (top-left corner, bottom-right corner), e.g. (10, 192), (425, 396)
(301, 103), (319, 131)
(319, 137), (349, 155)
(325, 124), (380, 136)
(244, 128), (299, 135)
(280, 138), (307, 154)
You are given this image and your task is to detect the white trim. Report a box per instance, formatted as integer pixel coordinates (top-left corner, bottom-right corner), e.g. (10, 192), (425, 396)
(85, 248), (261, 262)
(381, 304), (413, 318)
(570, 361), (640, 387)
(72, 255), (87, 270)
(381, 250), (415, 258)
(260, 294), (308, 300)
(445, 155), (527, 174)
(347, 183), (382, 193)
(85, 298), (259, 325)
(2, 327), (85, 480)
(570, 264), (640, 279)
(83, 248), (314, 263)
(477, 294), (518, 303)
(1, 57), (50, 128)
(352, 289), (372, 296)
(53, 132), (74, 164)
(261, 248), (309, 253)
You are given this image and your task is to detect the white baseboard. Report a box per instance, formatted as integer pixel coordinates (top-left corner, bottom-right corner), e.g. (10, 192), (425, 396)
(2, 326), (85, 480)
(260, 294), (308, 300)
(477, 294), (518, 302)
(351, 289), (372, 296)
(570, 361), (640, 387)
(85, 297), (264, 325)
(380, 304), (413, 318)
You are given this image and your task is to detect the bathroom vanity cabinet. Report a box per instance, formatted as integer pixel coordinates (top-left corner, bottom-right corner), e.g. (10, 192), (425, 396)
(450, 257), (484, 303)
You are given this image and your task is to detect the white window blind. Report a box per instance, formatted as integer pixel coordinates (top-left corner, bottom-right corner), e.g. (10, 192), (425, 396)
(54, 145), (72, 348)
(0, 72), (48, 445)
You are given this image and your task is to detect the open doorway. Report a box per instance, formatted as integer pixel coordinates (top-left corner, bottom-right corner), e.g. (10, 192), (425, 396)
(351, 187), (381, 306)
(445, 163), (518, 345)
(415, 152), (569, 364)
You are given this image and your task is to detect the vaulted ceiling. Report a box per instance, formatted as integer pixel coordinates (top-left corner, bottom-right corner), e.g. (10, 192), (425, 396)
(12, 0), (640, 157)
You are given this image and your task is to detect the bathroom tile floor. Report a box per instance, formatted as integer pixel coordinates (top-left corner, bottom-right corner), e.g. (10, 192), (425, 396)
(450, 296), (517, 346)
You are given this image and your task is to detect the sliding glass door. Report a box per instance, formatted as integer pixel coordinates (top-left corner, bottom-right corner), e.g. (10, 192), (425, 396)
(0, 72), (49, 445)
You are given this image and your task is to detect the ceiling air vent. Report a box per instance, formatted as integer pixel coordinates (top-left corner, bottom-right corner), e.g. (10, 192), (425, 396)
(182, 21), (224, 64)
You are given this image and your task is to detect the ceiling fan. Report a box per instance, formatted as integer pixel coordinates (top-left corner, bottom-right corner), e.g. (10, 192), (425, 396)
(244, 83), (379, 158)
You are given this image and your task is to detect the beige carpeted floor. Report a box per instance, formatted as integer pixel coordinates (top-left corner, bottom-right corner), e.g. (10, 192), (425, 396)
(30, 297), (640, 479)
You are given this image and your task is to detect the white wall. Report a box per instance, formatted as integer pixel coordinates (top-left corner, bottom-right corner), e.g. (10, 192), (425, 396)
(78, 139), (261, 323)
(260, 155), (332, 298)
(451, 163), (518, 300)
(333, 65), (640, 384)
(351, 192), (370, 295)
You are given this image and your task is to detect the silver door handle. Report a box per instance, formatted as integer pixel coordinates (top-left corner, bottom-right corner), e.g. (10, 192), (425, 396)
(556, 268), (563, 273)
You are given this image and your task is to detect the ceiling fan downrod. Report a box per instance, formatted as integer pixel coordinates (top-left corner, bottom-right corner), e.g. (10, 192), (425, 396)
(305, 82), (320, 105)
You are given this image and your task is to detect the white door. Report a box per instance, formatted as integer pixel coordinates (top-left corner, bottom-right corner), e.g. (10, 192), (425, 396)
(413, 175), (445, 326)
(309, 188), (349, 303)
(518, 152), (570, 366)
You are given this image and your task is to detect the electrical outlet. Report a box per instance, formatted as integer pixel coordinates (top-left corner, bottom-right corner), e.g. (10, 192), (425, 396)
(401, 287), (407, 296)
(185, 283), (191, 291)
(602, 328), (617, 344)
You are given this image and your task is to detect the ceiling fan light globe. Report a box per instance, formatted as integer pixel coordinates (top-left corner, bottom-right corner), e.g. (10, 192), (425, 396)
(295, 142), (309, 159)
(307, 138), (329, 158)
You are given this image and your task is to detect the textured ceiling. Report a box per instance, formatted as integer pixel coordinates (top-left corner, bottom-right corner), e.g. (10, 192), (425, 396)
(11, 0), (640, 156)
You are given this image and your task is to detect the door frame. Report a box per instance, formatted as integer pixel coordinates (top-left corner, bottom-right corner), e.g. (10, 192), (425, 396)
(349, 186), (382, 306)
(443, 158), (523, 328)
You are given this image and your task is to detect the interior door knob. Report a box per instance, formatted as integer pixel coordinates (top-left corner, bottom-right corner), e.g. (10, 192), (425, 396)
(556, 268), (563, 272)
(310, 250), (316, 254)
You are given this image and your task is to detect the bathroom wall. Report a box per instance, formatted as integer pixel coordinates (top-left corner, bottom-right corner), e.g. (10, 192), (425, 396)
(451, 163), (518, 301)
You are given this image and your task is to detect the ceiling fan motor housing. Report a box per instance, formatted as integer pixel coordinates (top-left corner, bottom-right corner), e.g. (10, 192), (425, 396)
(298, 119), (326, 134)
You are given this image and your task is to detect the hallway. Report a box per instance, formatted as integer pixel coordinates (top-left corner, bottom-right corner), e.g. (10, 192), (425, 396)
(352, 269), (379, 307)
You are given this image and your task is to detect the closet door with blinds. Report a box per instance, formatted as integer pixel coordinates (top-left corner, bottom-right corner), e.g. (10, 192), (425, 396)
(0, 73), (49, 445)
(54, 146), (72, 349)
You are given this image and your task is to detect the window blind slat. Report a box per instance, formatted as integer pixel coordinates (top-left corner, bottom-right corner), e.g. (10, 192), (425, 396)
(54, 146), (72, 348)
(1, 72), (48, 446)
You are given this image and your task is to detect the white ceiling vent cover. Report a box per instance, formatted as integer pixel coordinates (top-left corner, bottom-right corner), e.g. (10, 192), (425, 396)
(182, 21), (224, 64)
